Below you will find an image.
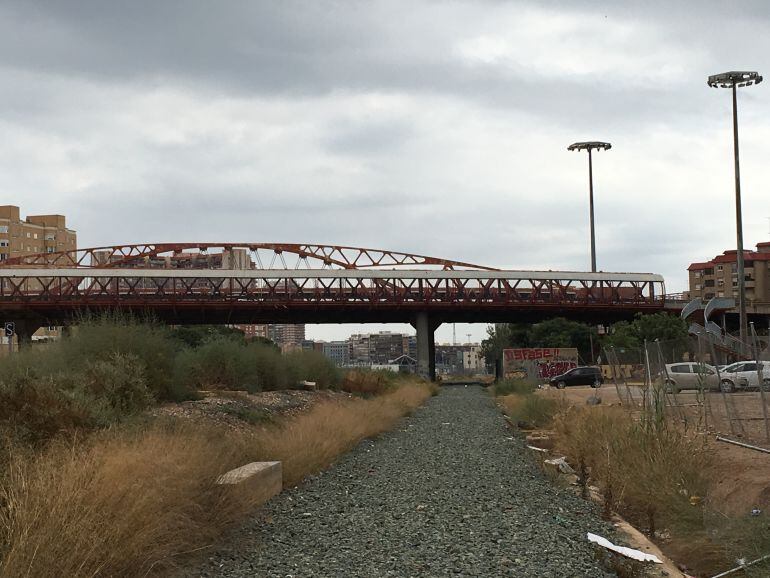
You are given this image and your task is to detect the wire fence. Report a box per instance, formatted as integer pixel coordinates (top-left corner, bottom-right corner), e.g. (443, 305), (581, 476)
(604, 331), (770, 445)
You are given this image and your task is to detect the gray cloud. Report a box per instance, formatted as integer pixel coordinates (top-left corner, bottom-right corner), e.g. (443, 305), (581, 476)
(2, 1), (770, 341)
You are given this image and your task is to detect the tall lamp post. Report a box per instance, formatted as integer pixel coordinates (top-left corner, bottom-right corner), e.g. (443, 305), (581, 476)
(707, 71), (763, 343)
(567, 141), (612, 272)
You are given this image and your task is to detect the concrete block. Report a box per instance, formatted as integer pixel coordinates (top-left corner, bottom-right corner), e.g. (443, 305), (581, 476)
(216, 461), (282, 505)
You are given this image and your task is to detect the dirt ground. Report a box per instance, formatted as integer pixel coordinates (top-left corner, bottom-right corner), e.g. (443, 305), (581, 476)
(540, 385), (770, 516)
(151, 388), (355, 432)
(537, 385), (770, 576)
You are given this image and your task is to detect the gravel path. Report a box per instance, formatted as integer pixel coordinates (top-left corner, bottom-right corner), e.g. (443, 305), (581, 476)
(195, 386), (616, 577)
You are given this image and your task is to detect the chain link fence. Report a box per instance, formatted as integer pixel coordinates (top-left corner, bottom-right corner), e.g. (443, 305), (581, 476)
(604, 331), (770, 445)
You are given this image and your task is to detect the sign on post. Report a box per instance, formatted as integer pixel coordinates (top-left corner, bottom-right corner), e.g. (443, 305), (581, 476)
(4, 322), (14, 337)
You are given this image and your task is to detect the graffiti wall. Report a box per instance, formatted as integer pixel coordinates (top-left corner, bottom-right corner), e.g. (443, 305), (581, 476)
(503, 348), (579, 382)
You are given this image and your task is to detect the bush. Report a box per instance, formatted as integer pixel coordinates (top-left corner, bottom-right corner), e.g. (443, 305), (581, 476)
(175, 338), (260, 392)
(284, 350), (341, 389)
(60, 315), (184, 402)
(553, 407), (710, 534)
(499, 394), (559, 428)
(0, 352), (152, 445)
(341, 370), (393, 395)
(493, 378), (535, 397)
(251, 344), (289, 391)
(84, 353), (154, 416)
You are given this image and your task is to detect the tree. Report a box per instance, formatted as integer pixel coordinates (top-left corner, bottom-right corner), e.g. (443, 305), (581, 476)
(170, 325), (246, 348)
(481, 319), (596, 365)
(480, 323), (529, 365)
(602, 313), (689, 362)
(528, 318), (597, 363)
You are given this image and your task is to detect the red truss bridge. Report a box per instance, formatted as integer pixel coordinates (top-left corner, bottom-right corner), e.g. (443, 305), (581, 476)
(0, 242), (668, 324)
(1, 243), (674, 377)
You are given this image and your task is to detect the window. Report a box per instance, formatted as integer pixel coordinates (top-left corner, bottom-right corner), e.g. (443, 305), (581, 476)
(46, 247), (54, 253)
(717, 291), (724, 297)
(0, 241), (7, 247)
(26, 232), (30, 238)
(716, 264), (723, 272)
(743, 363), (757, 372)
(0, 254), (5, 261)
(694, 284), (702, 290)
(717, 279), (724, 287)
(0, 226), (7, 233)
(694, 271), (703, 279)
(704, 279), (715, 287)
(32, 233), (37, 239)
(671, 365), (690, 374)
(704, 268), (714, 275)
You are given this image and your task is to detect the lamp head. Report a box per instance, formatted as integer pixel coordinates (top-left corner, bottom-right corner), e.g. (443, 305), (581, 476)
(708, 71), (763, 88)
(567, 141), (612, 152)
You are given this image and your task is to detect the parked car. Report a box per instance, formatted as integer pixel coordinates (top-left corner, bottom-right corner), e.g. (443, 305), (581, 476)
(549, 366), (603, 389)
(719, 361), (770, 392)
(662, 363), (719, 392)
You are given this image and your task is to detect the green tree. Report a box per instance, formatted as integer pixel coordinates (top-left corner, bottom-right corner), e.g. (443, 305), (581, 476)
(528, 318), (597, 363)
(169, 325), (245, 348)
(603, 313), (689, 362)
(481, 323), (529, 365)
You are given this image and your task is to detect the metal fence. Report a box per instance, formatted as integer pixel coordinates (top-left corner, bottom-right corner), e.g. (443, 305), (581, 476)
(604, 329), (770, 445)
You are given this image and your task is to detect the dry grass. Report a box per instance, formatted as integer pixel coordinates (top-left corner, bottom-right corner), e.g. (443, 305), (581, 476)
(0, 382), (432, 577)
(254, 383), (432, 486)
(498, 393), (560, 429)
(552, 406), (710, 534)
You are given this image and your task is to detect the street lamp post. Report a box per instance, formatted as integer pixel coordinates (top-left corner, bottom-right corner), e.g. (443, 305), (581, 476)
(567, 141), (612, 273)
(708, 71), (763, 344)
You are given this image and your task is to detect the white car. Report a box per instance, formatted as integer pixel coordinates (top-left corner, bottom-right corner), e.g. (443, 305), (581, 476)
(663, 363), (719, 392)
(719, 361), (770, 393)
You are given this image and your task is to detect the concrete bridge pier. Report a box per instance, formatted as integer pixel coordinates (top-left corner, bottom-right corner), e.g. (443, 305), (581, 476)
(12, 319), (39, 350)
(413, 311), (439, 381)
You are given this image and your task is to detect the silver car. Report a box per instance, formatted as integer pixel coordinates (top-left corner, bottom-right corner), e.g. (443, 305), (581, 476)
(663, 362), (719, 392)
(719, 361), (770, 392)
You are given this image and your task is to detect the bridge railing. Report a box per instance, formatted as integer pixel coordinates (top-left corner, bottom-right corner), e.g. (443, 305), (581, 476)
(0, 269), (666, 309)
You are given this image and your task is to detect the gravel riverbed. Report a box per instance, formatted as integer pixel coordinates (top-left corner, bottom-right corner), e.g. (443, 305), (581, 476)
(194, 386), (617, 577)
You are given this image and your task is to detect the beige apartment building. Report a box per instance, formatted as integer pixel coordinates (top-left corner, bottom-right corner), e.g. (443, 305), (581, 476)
(0, 205), (77, 261)
(688, 242), (770, 304)
(0, 205), (77, 350)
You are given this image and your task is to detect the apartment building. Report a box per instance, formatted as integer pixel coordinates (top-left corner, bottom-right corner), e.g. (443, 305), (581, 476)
(231, 324), (269, 339)
(0, 205), (77, 261)
(688, 242), (770, 304)
(268, 324), (306, 345)
(323, 340), (351, 366)
(349, 331), (410, 365)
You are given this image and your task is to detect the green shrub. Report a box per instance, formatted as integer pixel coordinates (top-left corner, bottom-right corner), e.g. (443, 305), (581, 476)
(500, 394), (559, 428)
(493, 378), (535, 396)
(60, 315), (184, 401)
(251, 344), (289, 391)
(284, 350), (341, 389)
(84, 353), (154, 416)
(175, 338), (259, 392)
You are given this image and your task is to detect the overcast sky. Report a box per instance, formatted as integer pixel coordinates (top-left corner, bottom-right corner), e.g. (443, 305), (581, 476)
(2, 1), (769, 342)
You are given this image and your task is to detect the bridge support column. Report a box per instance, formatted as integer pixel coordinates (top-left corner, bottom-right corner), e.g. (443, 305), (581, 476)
(414, 312), (439, 382)
(14, 320), (39, 350)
